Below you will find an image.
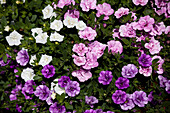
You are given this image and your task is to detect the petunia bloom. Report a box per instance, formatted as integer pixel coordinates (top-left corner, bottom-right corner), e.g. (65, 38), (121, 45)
(49, 102), (66, 113)
(121, 64), (138, 78)
(120, 94), (135, 110)
(138, 54), (152, 67)
(41, 65), (55, 78)
(115, 77), (129, 89)
(98, 71), (113, 85)
(72, 69), (92, 82)
(58, 76), (70, 88)
(65, 81), (80, 97)
(132, 91), (148, 107)
(107, 40), (123, 55)
(112, 90), (127, 104)
(34, 85), (50, 101)
(16, 49), (29, 66)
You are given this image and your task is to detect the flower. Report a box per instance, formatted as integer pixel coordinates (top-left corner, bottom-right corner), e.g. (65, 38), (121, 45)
(31, 28), (43, 37)
(57, 0), (75, 9)
(6, 30), (22, 46)
(158, 75), (168, 87)
(76, 20), (87, 31)
(119, 23), (136, 37)
(115, 77), (129, 89)
(152, 55), (164, 74)
(63, 16), (78, 28)
(112, 90), (127, 104)
(121, 64), (138, 78)
(138, 54), (152, 67)
(165, 80), (170, 94)
(0, 54), (11, 66)
(65, 81), (80, 97)
(114, 7), (129, 19)
(34, 85), (50, 100)
(132, 0), (148, 6)
(80, 0), (96, 12)
(58, 76), (70, 88)
(21, 68), (35, 82)
(41, 65), (55, 78)
(4, 26), (10, 32)
(72, 54), (86, 66)
(96, 3), (114, 20)
(16, 49), (29, 66)
(150, 22), (166, 36)
(148, 91), (153, 102)
(0, 0), (6, 4)
(29, 55), (36, 66)
(64, 9), (79, 19)
(120, 94), (135, 110)
(51, 79), (66, 95)
(46, 91), (54, 105)
(50, 20), (63, 31)
(132, 91), (148, 107)
(39, 54), (52, 67)
(49, 102), (66, 113)
(78, 27), (97, 41)
(94, 109), (103, 113)
(98, 71), (113, 85)
(84, 109), (94, 113)
(107, 40), (123, 55)
(139, 66), (152, 77)
(85, 96), (98, 108)
(42, 5), (53, 19)
(50, 32), (64, 42)
(72, 43), (88, 56)
(72, 69), (92, 82)
(35, 32), (48, 44)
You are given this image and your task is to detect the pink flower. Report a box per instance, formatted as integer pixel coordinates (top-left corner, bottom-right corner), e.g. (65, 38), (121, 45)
(145, 37), (163, 55)
(96, 3), (114, 20)
(57, 0), (75, 8)
(150, 22), (166, 36)
(78, 27), (97, 41)
(107, 40), (123, 54)
(152, 56), (164, 74)
(136, 35), (146, 42)
(119, 23), (136, 37)
(72, 69), (92, 82)
(80, 0), (96, 12)
(72, 54), (86, 66)
(72, 43), (88, 56)
(139, 66), (152, 77)
(132, 0), (148, 6)
(112, 29), (121, 39)
(64, 10), (79, 19)
(131, 12), (137, 21)
(82, 52), (98, 70)
(114, 7), (129, 19)
(165, 26), (170, 34)
(88, 41), (107, 59)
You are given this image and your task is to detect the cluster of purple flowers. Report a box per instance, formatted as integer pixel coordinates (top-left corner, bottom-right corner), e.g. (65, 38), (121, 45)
(9, 84), (22, 101)
(158, 75), (170, 94)
(22, 80), (36, 99)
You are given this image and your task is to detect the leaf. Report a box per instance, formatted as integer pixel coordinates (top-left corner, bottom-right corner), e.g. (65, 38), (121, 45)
(122, 38), (130, 45)
(33, 75), (42, 80)
(98, 15), (105, 22)
(31, 15), (37, 22)
(3, 55), (7, 63)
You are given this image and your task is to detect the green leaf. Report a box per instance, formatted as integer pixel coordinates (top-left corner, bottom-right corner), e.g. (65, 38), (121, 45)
(122, 38), (130, 45)
(33, 75), (42, 80)
(31, 15), (37, 22)
(3, 55), (7, 63)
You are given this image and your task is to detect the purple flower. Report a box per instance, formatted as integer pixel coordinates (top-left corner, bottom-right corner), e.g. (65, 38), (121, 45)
(98, 71), (113, 85)
(16, 104), (22, 112)
(9, 84), (22, 101)
(41, 65), (55, 78)
(158, 75), (168, 87)
(115, 77), (129, 89)
(132, 91), (148, 107)
(148, 91), (153, 102)
(94, 109), (103, 113)
(58, 76), (70, 88)
(0, 54), (11, 66)
(112, 90), (127, 104)
(165, 80), (170, 94)
(121, 64), (138, 78)
(49, 102), (66, 113)
(9, 94), (17, 101)
(65, 81), (80, 97)
(84, 109), (94, 113)
(22, 80), (36, 99)
(85, 96), (98, 108)
(34, 85), (50, 101)
(120, 94), (135, 110)
(138, 54), (152, 67)
(105, 111), (114, 113)
(16, 49), (29, 66)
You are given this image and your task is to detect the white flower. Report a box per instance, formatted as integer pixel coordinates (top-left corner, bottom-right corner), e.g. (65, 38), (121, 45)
(50, 20), (63, 31)
(51, 91), (56, 100)
(50, 12), (57, 19)
(42, 5), (53, 19)
(63, 16), (78, 28)
(51, 79), (65, 95)
(4, 26), (10, 32)
(31, 28), (43, 37)
(29, 55), (37, 66)
(39, 54), (52, 67)
(21, 68), (35, 82)
(6, 30), (22, 46)
(76, 20), (87, 30)
(50, 32), (64, 42)
(0, 0), (6, 4)
(35, 32), (48, 44)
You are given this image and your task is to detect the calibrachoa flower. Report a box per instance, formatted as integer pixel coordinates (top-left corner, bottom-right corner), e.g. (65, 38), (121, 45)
(51, 79), (66, 95)
(39, 54), (52, 67)
(31, 28), (43, 37)
(63, 16), (78, 28)
(78, 27), (97, 41)
(72, 43), (88, 56)
(98, 71), (113, 85)
(80, 0), (96, 12)
(76, 20), (87, 31)
(148, 91), (153, 102)
(165, 80), (170, 94)
(119, 23), (136, 37)
(50, 20), (63, 31)
(158, 75), (168, 87)
(57, 0), (75, 9)
(64, 9), (79, 19)
(21, 68), (35, 82)
(152, 55), (164, 74)
(42, 5), (53, 19)
(150, 22), (166, 36)
(105, 111), (115, 113)
(114, 7), (129, 19)
(34, 85), (50, 101)
(112, 90), (127, 104)
(84, 109), (94, 113)
(49, 102), (66, 113)
(120, 94), (135, 110)
(35, 32), (49, 44)
(107, 40), (123, 55)
(58, 76), (70, 88)
(41, 65), (55, 78)
(115, 77), (129, 89)
(46, 91), (55, 105)
(9, 84), (22, 101)
(16, 49), (29, 66)
(94, 109), (103, 113)
(138, 54), (152, 67)
(132, 91), (148, 107)
(72, 54), (86, 66)
(29, 55), (36, 66)
(139, 66), (152, 77)
(50, 32), (64, 42)
(121, 64), (138, 78)
(0, 54), (11, 67)
(85, 96), (98, 108)
(96, 3), (114, 20)
(72, 69), (92, 82)
(65, 81), (80, 97)
(132, 0), (148, 6)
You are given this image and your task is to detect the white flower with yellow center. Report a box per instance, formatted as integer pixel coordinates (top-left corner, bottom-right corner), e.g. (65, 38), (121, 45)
(21, 68), (35, 82)
(42, 5), (53, 19)
(76, 20), (87, 30)
(31, 28), (43, 37)
(63, 16), (78, 28)
(39, 54), (52, 67)
(50, 32), (64, 42)
(50, 20), (63, 31)
(35, 32), (48, 44)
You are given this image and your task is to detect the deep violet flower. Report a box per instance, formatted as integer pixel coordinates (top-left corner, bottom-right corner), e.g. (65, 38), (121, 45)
(121, 64), (138, 78)
(98, 71), (113, 85)
(41, 65), (55, 78)
(132, 91), (148, 107)
(16, 104), (22, 112)
(49, 102), (66, 113)
(94, 109), (103, 113)
(138, 54), (152, 67)
(115, 77), (129, 89)
(34, 85), (50, 101)
(22, 80), (36, 99)
(85, 96), (98, 108)
(58, 76), (70, 88)
(84, 109), (94, 113)
(0, 54), (11, 66)
(112, 90), (127, 104)
(16, 49), (29, 66)
(120, 94), (135, 110)
(65, 81), (80, 97)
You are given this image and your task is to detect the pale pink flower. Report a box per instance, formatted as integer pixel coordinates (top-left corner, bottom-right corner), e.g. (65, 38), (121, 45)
(119, 23), (136, 37)
(72, 69), (92, 82)
(80, 0), (96, 12)
(107, 40), (123, 54)
(139, 66), (152, 77)
(78, 27), (97, 41)
(64, 10), (79, 19)
(112, 29), (121, 39)
(72, 54), (86, 66)
(114, 7), (129, 19)
(152, 56), (164, 74)
(96, 3), (114, 20)
(72, 43), (88, 56)
(136, 35), (146, 42)
(131, 12), (137, 21)
(150, 22), (166, 36)
(57, 0), (75, 8)
(165, 26), (170, 34)
(132, 0), (148, 6)
(145, 37), (163, 55)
